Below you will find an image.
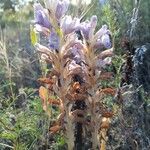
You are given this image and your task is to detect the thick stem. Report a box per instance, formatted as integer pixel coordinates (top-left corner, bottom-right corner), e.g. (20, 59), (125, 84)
(64, 103), (75, 150)
(59, 81), (75, 149)
(66, 124), (75, 150)
(91, 113), (99, 150)
(74, 101), (83, 150)
(73, 75), (85, 150)
(92, 132), (99, 150)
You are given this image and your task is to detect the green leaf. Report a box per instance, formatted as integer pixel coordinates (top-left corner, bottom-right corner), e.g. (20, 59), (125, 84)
(0, 132), (17, 140)
(30, 25), (37, 46)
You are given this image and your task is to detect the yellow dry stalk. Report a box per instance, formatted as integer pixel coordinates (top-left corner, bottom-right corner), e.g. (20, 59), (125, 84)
(100, 129), (107, 150)
(100, 117), (110, 150)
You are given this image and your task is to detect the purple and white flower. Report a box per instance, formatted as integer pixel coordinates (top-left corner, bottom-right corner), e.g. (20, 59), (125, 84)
(95, 25), (110, 39)
(94, 25), (111, 49)
(34, 3), (51, 29)
(79, 15), (97, 40)
(101, 34), (111, 48)
(60, 15), (80, 35)
(49, 30), (60, 50)
(45, 0), (69, 20)
(56, 0), (70, 20)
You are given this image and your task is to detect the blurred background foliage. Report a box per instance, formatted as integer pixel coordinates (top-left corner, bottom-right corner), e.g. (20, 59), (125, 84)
(0, 0), (150, 149)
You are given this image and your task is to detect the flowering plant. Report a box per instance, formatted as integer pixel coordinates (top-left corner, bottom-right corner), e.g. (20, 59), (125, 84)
(32, 0), (115, 149)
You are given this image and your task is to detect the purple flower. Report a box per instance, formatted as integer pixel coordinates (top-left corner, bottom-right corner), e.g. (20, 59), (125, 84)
(68, 60), (83, 76)
(90, 15), (97, 28)
(79, 15), (97, 40)
(56, 0), (69, 20)
(60, 15), (80, 35)
(49, 30), (60, 50)
(78, 21), (90, 39)
(101, 34), (111, 48)
(34, 3), (51, 29)
(45, 0), (69, 20)
(62, 39), (84, 63)
(94, 34), (111, 49)
(94, 25), (111, 49)
(71, 44), (85, 64)
(95, 25), (110, 39)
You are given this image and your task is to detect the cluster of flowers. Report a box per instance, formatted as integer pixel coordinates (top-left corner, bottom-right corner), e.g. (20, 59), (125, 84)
(34, 0), (114, 149)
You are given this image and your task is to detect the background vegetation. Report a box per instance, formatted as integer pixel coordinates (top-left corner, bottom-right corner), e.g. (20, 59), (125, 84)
(0, 0), (149, 149)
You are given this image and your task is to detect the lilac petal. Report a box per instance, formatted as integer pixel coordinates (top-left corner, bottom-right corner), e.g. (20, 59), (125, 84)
(56, 1), (64, 19)
(95, 25), (110, 38)
(90, 15), (97, 28)
(61, 16), (73, 34)
(34, 3), (51, 29)
(71, 45), (84, 64)
(73, 42), (84, 50)
(79, 16), (97, 40)
(56, 0), (69, 20)
(93, 25), (111, 49)
(61, 16), (80, 35)
(94, 34), (111, 49)
(101, 34), (111, 48)
(68, 60), (82, 75)
(88, 15), (97, 40)
(63, 42), (84, 63)
(79, 21), (91, 39)
(49, 31), (60, 50)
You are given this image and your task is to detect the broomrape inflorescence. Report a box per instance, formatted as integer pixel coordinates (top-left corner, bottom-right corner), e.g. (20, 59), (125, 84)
(32, 0), (115, 149)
